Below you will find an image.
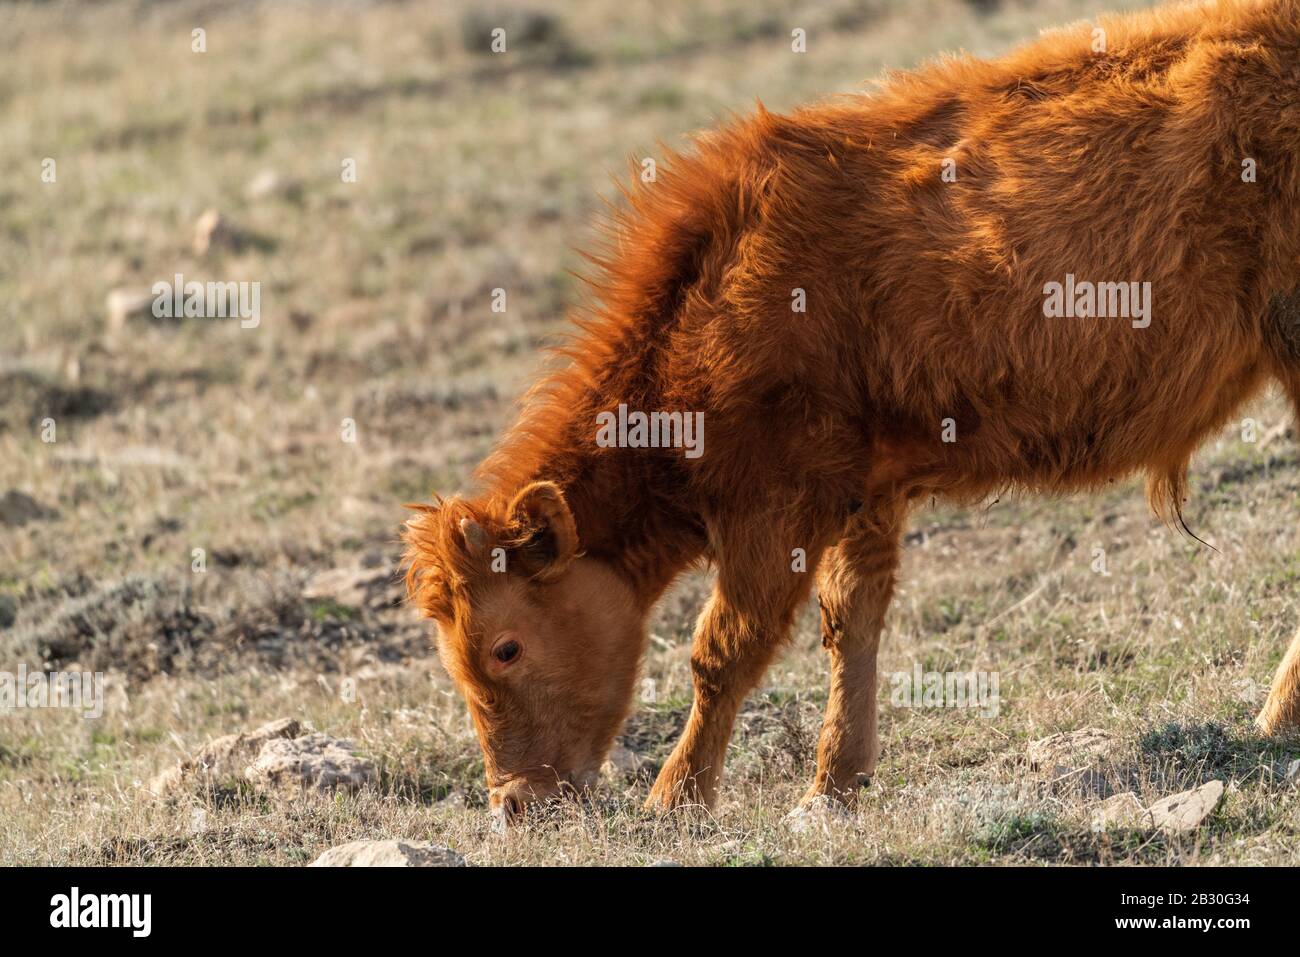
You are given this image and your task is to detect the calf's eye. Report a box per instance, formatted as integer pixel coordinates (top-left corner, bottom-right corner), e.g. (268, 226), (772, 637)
(494, 639), (521, 664)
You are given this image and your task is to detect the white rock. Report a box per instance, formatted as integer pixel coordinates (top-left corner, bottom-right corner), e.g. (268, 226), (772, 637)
(1286, 759), (1300, 784)
(1027, 728), (1116, 790)
(304, 565), (396, 612)
(105, 288), (155, 333)
(1090, 791), (1145, 831)
(1144, 780), (1225, 832)
(309, 840), (465, 868)
(244, 732), (377, 796)
(193, 208), (244, 256)
(1027, 728), (1115, 772)
(244, 169), (301, 202)
(147, 717), (302, 798)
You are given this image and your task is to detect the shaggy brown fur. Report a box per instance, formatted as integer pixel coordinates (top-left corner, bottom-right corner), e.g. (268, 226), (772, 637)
(406, 0), (1300, 820)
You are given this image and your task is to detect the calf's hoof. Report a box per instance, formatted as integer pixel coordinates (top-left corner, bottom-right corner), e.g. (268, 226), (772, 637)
(799, 770), (871, 809)
(644, 759), (717, 814)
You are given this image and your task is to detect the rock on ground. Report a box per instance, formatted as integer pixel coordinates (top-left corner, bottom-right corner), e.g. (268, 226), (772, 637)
(1027, 728), (1117, 793)
(193, 208), (245, 256)
(244, 169), (302, 202)
(1144, 780), (1225, 832)
(303, 564), (400, 613)
(244, 732), (377, 797)
(1027, 728), (1116, 772)
(148, 718), (302, 798)
(105, 288), (155, 333)
(309, 840), (465, 868)
(1091, 791), (1145, 830)
(147, 719), (377, 800)
(0, 489), (59, 527)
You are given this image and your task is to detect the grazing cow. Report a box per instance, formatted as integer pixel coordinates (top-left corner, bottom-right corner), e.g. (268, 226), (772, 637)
(405, 0), (1300, 824)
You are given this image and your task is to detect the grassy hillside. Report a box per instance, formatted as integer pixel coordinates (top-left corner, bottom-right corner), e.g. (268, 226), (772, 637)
(1, 0), (1297, 865)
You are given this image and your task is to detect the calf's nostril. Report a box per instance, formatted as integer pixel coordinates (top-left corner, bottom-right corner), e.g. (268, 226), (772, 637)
(503, 794), (523, 820)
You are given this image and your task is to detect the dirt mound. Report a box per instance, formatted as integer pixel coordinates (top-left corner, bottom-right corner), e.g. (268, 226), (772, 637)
(0, 368), (114, 432)
(4, 571), (428, 683)
(7, 575), (213, 680)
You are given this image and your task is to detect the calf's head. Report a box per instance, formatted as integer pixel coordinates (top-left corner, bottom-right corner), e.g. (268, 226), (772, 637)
(403, 481), (645, 825)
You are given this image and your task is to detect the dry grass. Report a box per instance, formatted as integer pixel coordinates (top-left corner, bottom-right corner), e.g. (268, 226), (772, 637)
(1, 0), (1298, 866)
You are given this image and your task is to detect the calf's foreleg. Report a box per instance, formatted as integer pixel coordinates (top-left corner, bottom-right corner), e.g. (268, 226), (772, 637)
(646, 509), (835, 812)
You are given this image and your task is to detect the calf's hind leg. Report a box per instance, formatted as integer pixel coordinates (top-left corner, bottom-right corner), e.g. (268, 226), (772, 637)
(802, 499), (906, 806)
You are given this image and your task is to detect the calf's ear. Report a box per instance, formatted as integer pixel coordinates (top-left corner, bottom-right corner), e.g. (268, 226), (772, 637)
(507, 481), (579, 581)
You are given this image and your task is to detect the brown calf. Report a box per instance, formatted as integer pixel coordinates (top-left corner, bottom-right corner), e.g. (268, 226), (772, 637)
(405, 0), (1300, 822)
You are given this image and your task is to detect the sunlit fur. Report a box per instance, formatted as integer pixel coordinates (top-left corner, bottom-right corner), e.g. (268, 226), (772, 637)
(407, 0), (1300, 818)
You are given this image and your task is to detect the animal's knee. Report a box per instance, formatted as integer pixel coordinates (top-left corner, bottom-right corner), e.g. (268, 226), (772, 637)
(816, 593), (848, 650)
(689, 655), (728, 701)
(815, 538), (900, 642)
(688, 596), (783, 696)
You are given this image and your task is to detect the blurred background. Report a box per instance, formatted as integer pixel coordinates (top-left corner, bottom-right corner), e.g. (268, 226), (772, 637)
(4, 0), (1298, 866)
